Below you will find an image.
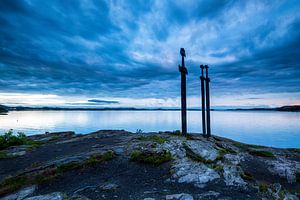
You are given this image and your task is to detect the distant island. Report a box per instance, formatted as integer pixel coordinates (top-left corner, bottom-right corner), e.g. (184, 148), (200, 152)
(0, 105), (8, 114)
(0, 105), (299, 112)
(230, 105), (300, 112)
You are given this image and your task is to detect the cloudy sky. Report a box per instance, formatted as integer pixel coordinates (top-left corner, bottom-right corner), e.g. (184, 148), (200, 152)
(0, 0), (299, 108)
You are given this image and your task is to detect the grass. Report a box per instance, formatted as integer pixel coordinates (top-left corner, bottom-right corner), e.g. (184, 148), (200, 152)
(49, 136), (60, 142)
(130, 150), (172, 165)
(0, 151), (10, 159)
(213, 164), (224, 173)
(0, 151), (115, 196)
(233, 141), (265, 149)
(296, 172), (300, 183)
(138, 135), (169, 144)
(248, 150), (274, 158)
(57, 162), (81, 172)
(259, 182), (269, 193)
(85, 151), (115, 166)
(216, 148), (236, 161)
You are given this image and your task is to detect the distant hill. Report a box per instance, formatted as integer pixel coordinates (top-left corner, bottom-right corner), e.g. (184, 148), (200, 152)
(0, 105), (8, 114)
(275, 105), (300, 112)
(0, 104), (299, 112)
(231, 105), (300, 112)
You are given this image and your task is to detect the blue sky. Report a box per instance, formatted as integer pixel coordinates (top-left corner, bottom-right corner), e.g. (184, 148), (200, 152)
(0, 0), (300, 108)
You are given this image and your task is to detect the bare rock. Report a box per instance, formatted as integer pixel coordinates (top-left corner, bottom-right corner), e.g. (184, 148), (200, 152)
(24, 192), (62, 200)
(98, 183), (119, 191)
(266, 156), (300, 183)
(198, 191), (220, 199)
(172, 158), (220, 187)
(186, 140), (219, 161)
(2, 185), (37, 200)
(166, 193), (194, 200)
(223, 165), (246, 186)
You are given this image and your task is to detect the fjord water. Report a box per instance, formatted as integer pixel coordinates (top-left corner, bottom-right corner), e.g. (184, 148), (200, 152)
(0, 110), (299, 148)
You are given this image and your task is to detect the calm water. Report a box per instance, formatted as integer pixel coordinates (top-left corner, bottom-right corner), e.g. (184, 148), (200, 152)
(0, 110), (299, 148)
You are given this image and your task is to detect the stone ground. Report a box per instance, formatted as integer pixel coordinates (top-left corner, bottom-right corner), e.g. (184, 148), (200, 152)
(0, 130), (299, 200)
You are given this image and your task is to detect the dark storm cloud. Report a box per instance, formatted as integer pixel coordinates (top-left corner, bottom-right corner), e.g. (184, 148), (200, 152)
(0, 0), (299, 101)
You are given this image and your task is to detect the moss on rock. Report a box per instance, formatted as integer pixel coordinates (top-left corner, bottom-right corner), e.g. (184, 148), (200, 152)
(130, 150), (172, 165)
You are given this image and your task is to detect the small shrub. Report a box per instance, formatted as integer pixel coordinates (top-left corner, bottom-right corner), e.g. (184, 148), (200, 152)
(130, 150), (172, 165)
(0, 130), (27, 150)
(0, 130), (43, 150)
(259, 182), (269, 193)
(248, 150), (274, 158)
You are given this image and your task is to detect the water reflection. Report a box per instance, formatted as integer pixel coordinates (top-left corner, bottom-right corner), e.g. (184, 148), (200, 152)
(0, 110), (299, 148)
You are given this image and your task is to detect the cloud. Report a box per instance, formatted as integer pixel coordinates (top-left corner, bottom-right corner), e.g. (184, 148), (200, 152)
(0, 0), (299, 107)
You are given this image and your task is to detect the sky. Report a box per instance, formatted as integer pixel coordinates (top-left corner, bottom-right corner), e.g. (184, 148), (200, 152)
(0, 0), (300, 108)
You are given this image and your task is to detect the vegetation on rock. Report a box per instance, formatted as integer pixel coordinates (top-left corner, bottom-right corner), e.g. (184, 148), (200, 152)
(0, 151), (115, 195)
(0, 130), (42, 151)
(138, 135), (169, 144)
(248, 150), (274, 158)
(130, 150), (172, 165)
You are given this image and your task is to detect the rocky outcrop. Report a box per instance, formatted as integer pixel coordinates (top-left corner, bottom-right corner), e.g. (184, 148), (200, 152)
(0, 130), (299, 199)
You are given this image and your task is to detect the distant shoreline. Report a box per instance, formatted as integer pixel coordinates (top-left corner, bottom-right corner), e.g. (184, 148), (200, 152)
(1, 105), (299, 112)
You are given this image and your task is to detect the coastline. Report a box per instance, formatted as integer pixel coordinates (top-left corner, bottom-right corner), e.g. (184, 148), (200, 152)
(0, 130), (299, 199)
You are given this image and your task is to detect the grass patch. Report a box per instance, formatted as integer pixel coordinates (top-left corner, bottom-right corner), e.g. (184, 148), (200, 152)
(233, 141), (266, 149)
(130, 150), (172, 165)
(0, 175), (29, 196)
(0, 151), (115, 196)
(85, 151), (114, 166)
(247, 144), (265, 149)
(296, 172), (300, 183)
(0, 151), (10, 159)
(139, 135), (169, 144)
(49, 136), (60, 142)
(259, 182), (269, 193)
(182, 142), (214, 164)
(213, 164), (224, 173)
(216, 148), (236, 161)
(241, 171), (255, 181)
(57, 162), (81, 172)
(248, 150), (274, 158)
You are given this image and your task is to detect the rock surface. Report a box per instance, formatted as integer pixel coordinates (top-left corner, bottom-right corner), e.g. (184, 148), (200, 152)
(0, 130), (299, 200)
